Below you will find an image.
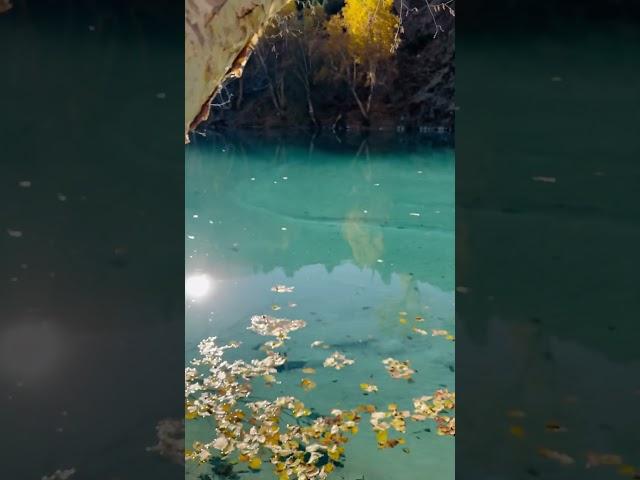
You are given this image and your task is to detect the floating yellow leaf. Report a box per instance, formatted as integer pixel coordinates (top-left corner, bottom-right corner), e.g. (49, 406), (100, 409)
(302, 367), (316, 374)
(412, 327), (428, 336)
(185, 401), (199, 420)
(248, 457), (262, 470)
(446, 334), (455, 341)
(399, 317), (408, 325)
(357, 404), (377, 413)
(300, 378), (317, 391)
(390, 416), (406, 432)
(360, 383), (379, 393)
(509, 425), (525, 438)
(271, 304), (281, 311)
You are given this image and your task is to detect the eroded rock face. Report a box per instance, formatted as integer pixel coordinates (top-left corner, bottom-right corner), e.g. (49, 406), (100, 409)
(185, 0), (291, 141)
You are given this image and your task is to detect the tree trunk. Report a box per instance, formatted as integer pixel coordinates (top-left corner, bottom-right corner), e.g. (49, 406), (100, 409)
(255, 47), (284, 114)
(185, 0), (292, 141)
(365, 66), (377, 117)
(350, 85), (370, 123)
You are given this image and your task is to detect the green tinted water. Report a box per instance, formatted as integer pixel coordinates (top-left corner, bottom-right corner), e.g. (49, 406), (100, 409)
(185, 135), (454, 480)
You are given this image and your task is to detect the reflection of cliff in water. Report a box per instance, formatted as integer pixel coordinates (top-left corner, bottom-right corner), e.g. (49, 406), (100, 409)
(185, 133), (454, 290)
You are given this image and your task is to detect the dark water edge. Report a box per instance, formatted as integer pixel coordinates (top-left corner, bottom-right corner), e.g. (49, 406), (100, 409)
(190, 128), (454, 156)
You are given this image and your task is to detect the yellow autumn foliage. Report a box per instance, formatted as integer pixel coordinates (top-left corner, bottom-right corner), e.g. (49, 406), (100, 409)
(340, 0), (399, 62)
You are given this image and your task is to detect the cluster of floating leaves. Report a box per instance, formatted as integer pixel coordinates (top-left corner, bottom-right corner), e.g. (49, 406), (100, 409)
(185, 308), (455, 479)
(185, 336), (357, 479)
(398, 311), (455, 341)
(382, 357), (416, 380)
(323, 351), (355, 370)
(248, 314), (307, 339)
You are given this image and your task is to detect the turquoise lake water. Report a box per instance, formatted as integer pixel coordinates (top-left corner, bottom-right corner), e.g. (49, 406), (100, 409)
(185, 135), (454, 480)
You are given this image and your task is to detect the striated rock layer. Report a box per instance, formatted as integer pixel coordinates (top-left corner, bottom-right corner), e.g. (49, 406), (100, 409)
(185, 0), (291, 141)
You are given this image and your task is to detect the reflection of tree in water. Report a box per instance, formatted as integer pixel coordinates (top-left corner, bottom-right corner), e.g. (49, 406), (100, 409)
(342, 209), (384, 268)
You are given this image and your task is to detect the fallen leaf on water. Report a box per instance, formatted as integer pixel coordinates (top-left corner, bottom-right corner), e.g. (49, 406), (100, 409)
(375, 429), (405, 449)
(248, 457), (262, 470)
(509, 425), (525, 438)
(301, 368), (316, 374)
(545, 422), (567, 433)
(41, 468), (76, 480)
(532, 176), (557, 183)
(248, 315), (306, 338)
(288, 302), (297, 308)
(360, 383), (378, 393)
(323, 352), (355, 370)
(586, 452), (623, 468)
(263, 374), (277, 385)
(432, 329), (449, 337)
(271, 304), (281, 311)
(507, 409), (526, 418)
(300, 378), (317, 391)
(538, 448), (575, 465)
(382, 358), (415, 380)
(357, 404), (377, 413)
(412, 327), (428, 336)
(311, 340), (329, 349)
(271, 285), (294, 293)
(415, 316), (425, 322)
(436, 416), (455, 436)
(399, 318), (408, 325)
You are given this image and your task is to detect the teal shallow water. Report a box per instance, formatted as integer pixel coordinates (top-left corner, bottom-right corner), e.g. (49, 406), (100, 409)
(185, 136), (454, 480)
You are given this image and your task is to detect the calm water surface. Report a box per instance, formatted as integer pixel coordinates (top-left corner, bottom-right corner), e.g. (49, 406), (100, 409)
(185, 135), (455, 480)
